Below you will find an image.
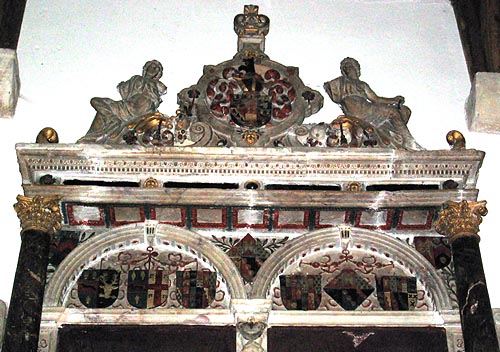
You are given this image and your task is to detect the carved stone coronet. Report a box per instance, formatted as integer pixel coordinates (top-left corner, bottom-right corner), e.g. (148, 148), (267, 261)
(13, 195), (62, 235)
(434, 200), (487, 242)
(234, 5), (270, 38)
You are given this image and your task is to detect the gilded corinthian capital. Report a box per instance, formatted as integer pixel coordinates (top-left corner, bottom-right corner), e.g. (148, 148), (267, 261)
(434, 200), (488, 242)
(13, 195), (62, 235)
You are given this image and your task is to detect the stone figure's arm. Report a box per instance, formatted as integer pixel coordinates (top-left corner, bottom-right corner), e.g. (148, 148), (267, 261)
(363, 82), (402, 105)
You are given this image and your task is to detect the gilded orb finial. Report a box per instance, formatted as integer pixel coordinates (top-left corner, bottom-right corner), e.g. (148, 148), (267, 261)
(434, 200), (487, 242)
(446, 130), (466, 150)
(13, 195), (62, 235)
(36, 127), (59, 144)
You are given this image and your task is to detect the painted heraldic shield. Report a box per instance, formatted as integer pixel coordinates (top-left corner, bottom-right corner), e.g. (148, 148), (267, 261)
(376, 276), (417, 311)
(176, 270), (217, 308)
(127, 269), (170, 309)
(77, 269), (120, 308)
(414, 236), (451, 269)
(279, 274), (322, 310)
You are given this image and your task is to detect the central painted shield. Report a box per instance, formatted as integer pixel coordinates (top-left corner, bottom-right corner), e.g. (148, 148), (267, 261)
(127, 269), (170, 309)
(323, 269), (375, 311)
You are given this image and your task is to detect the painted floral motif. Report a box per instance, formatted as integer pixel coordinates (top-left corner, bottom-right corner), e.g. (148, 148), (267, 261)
(300, 249), (394, 274)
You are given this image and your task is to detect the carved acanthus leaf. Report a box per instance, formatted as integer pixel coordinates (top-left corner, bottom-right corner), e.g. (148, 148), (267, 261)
(13, 195), (62, 235)
(434, 200), (487, 242)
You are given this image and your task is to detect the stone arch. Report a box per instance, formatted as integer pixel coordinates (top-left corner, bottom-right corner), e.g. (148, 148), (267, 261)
(45, 223), (246, 306)
(251, 227), (452, 311)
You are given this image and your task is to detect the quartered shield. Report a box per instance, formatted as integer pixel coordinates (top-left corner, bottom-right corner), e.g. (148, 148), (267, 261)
(175, 270), (217, 308)
(376, 276), (417, 311)
(279, 274), (322, 310)
(127, 269), (170, 309)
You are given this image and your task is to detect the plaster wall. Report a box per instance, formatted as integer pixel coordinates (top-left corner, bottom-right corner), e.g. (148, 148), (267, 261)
(1, 0), (499, 307)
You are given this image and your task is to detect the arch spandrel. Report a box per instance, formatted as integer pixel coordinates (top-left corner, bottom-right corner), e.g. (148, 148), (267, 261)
(44, 223), (247, 308)
(251, 227), (452, 311)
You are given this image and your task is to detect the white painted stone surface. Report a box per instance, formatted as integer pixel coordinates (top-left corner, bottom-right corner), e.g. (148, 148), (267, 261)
(0, 49), (21, 118)
(466, 72), (500, 133)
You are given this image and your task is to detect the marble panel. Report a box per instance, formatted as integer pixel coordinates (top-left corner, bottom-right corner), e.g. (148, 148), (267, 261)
(67, 204), (105, 226)
(274, 210), (308, 229)
(192, 208), (227, 228)
(151, 206), (186, 226)
(110, 206), (145, 226)
(233, 208), (269, 229)
(315, 210), (349, 228)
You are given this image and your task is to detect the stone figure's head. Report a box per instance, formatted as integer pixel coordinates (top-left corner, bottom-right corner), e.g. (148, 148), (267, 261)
(143, 60), (163, 80)
(340, 57), (360, 79)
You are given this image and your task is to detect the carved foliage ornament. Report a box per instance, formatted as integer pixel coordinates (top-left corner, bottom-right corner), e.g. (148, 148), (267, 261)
(434, 200), (487, 242)
(13, 195), (62, 235)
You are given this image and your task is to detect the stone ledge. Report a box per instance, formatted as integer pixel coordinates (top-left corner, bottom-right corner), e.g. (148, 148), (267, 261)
(466, 72), (500, 133)
(0, 49), (21, 118)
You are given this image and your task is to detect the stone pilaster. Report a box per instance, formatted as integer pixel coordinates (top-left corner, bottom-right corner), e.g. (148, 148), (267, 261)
(435, 200), (499, 352)
(2, 195), (62, 352)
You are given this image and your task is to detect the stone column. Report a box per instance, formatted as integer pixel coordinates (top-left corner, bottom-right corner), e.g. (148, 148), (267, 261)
(435, 200), (499, 352)
(2, 195), (62, 352)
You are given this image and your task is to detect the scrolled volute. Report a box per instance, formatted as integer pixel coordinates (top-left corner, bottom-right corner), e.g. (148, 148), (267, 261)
(13, 195), (62, 236)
